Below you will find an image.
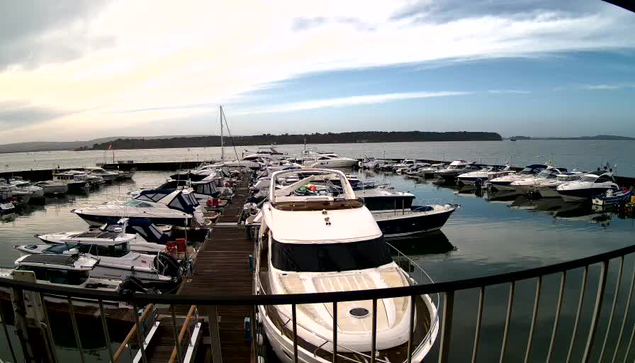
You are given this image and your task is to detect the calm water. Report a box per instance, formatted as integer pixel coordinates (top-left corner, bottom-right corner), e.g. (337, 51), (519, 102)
(0, 145), (634, 361)
(2, 139), (635, 176)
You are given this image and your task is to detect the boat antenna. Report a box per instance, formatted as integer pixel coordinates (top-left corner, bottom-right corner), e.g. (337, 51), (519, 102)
(220, 106), (224, 161)
(220, 106), (241, 163)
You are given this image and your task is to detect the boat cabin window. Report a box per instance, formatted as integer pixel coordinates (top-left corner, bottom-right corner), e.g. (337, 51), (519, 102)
(125, 200), (153, 208)
(271, 236), (392, 272)
(595, 175), (613, 183)
(84, 243), (130, 257)
(16, 266), (89, 285)
(194, 183), (215, 196)
(580, 175), (598, 182)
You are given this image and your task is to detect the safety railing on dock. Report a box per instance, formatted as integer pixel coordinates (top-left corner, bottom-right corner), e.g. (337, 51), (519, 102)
(2, 243), (635, 362)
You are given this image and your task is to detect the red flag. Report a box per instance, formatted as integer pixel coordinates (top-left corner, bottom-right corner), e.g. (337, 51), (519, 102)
(108, 144), (113, 150)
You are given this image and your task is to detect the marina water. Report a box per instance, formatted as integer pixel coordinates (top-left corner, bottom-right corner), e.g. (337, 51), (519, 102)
(0, 141), (634, 361)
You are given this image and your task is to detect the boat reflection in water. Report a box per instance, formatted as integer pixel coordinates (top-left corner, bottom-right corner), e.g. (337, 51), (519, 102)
(388, 231), (455, 257)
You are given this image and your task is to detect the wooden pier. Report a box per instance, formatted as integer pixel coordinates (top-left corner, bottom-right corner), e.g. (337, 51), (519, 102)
(140, 175), (255, 363)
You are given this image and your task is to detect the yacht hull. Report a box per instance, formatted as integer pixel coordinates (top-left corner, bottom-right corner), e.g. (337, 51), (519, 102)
(558, 187), (616, 202)
(373, 206), (457, 238)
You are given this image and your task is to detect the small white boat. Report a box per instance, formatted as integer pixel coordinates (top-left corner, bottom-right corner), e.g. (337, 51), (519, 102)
(302, 152), (358, 168)
(15, 240), (181, 285)
(35, 180), (69, 195)
(0, 254), (125, 308)
(489, 164), (547, 191)
(509, 167), (568, 194)
(72, 189), (207, 227)
(592, 189), (631, 206)
(0, 201), (15, 214)
(557, 171), (619, 202)
(36, 218), (170, 254)
(82, 167), (120, 182)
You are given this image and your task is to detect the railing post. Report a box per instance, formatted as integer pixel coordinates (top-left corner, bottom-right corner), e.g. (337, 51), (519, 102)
(611, 258), (635, 363)
(581, 260), (609, 363)
(499, 281), (515, 363)
(566, 265), (589, 363)
(408, 295), (416, 363)
(68, 297), (86, 363)
(208, 306), (223, 363)
(471, 287), (485, 363)
(546, 271), (567, 363)
(98, 300), (115, 363)
(599, 256), (623, 362)
(524, 276), (542, 363)
(332, 302), (337, 363)
(438, 291), (455, 363)
(292, 304), (299, 363)
(371, 298), (378, 363)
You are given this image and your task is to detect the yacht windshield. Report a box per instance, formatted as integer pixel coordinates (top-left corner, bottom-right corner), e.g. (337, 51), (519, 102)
(580, 175), (598, 182)
(271, 236), (392, 272)
(125, 200), (153, 208)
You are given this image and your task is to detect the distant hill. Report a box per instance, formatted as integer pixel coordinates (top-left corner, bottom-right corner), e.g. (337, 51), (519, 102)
(535, 135), (635, 141)
(85, 131), (503, 150)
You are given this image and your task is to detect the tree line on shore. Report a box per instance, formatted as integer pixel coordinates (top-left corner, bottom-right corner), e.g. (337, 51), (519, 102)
(81, 131), (502, 150)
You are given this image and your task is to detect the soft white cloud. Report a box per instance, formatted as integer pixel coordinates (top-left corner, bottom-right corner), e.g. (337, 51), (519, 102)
(581, 84), (635, 90)
(0, 0), (633, 141)
(234, 91), (472, 115)
(488, 89), (531, 94)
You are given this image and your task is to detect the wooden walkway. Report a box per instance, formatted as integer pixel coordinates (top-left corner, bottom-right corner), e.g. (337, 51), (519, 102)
(144, 176), (255, 363)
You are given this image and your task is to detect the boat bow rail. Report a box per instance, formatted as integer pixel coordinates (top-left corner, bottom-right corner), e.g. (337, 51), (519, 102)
(2, 243), (635, 362)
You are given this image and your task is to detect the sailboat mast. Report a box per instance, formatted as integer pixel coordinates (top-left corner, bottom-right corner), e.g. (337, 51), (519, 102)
(220, 105), (224, 161)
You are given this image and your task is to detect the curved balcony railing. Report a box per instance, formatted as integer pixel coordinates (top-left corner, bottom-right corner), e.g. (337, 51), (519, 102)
(0, 242), (635, 362)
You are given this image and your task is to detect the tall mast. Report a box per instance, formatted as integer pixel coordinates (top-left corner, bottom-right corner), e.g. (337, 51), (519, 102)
(220, 105), (224, 161)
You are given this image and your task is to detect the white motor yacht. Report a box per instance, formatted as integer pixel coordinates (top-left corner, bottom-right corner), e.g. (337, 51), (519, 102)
(72, 189), (206, 228)
(83, 167), (120, 182)
(7, 179), (45, 200)
(15, 238), (181, 285)
(417, 163), (445, 178)
(36, 218), (170, 254)
(557, 171), (619, 202)
(0, 254), (124, 308)
(434, 160), (479, 181)
(488, 164), (548, 191)
(34, 180), (68, 195)
(302, 152), (358, 168)
(255, 169), (438, 363)
(534, 172), (583, 198)
(509, 167), (568, 194)
(52, 170), (91, 191)
(457, 165), (514, 186)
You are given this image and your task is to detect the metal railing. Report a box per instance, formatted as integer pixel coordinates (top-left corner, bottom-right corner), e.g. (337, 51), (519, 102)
(2, 243), (635, 362)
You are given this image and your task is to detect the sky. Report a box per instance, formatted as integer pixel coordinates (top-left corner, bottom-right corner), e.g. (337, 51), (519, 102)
(0, 0), (634, 143)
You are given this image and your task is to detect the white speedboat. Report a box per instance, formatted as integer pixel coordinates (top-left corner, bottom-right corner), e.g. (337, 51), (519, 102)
(35, 180), (68, 195)
(72, 189), (207, 227)
(457, 165), (514, 186)
(36, 218), (171, 254)
(255, 168), (438, 363)
(15, 239), (181, 285)
(557, 171), (619, 202)
(302, 152), (358, 168)
(0, 254), (124, 308)
(417, 163), (445, 178)
(488, 164), (547, 191)
(0, 201), (15, 214)
(434, 160), (479, 181)
(535, 172), (583, 198)
(7, 179), (45, 201)
(82, 167), (120, 182)
(509, 167), (568, 194)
